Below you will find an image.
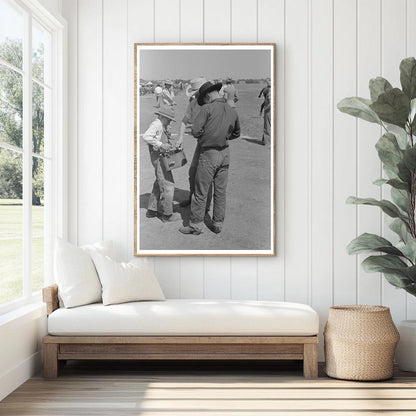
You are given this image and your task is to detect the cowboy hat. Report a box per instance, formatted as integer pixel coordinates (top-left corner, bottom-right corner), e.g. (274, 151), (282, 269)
(197, 81), (223, 106)
(185, 77), (207, 98)
(164, 79), (173, 85)
(154, 105), (176, 122)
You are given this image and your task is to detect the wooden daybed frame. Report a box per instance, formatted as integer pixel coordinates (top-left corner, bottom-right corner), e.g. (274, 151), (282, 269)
(42, 285), (319, 379)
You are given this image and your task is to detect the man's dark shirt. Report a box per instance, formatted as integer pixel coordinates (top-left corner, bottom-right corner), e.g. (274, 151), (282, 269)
(192, 98), (241, 149)
(182, 94), (201, 125)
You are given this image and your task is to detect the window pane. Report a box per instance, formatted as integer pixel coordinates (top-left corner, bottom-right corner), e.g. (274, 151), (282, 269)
(0, 65), (23, 148)
(32, 156), (43, 293)
(0, 0), (24, 70)
(0, 147), (23, 305)
(32, 81), (45, 155)
(32, 20), (51, 85)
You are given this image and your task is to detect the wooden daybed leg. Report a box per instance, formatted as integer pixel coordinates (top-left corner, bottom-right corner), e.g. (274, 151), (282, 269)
(44, 343), (59, 379)
(303, 342), (318, 379)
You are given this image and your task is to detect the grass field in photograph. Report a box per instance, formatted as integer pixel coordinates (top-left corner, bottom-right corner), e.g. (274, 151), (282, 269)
(0, 199), (44, 305)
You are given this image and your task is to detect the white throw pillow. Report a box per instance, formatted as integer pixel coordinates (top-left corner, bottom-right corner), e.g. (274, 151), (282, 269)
(55, 239), (114, 308)
(81, 240), (114, 258)
(90, 252), (165, 306)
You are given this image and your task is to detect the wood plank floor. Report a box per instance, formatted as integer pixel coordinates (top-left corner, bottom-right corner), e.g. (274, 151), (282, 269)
(1, 360), (416, 415)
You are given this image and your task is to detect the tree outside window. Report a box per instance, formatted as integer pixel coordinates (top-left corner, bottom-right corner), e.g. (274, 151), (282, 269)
(0, 0), (53, 306)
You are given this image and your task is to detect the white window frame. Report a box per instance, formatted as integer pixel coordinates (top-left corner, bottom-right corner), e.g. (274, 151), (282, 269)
(0, 0), (67, 315)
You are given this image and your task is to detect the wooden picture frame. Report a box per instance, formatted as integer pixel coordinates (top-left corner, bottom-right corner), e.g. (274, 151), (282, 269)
(134, 44), (276, 256)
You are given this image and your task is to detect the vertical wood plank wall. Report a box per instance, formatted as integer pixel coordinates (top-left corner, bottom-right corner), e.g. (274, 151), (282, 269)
(381, 0), (407, 323)
(61, 0), (416, 357)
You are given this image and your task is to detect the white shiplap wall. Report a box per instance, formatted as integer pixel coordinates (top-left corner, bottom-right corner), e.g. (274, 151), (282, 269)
(61, 0), (416, 356)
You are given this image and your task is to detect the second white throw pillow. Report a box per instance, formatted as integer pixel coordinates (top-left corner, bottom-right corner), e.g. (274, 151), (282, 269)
(91, 253), (165, 306)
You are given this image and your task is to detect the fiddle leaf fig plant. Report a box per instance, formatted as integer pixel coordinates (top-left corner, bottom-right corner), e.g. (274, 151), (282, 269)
(338, 57), (416, 297)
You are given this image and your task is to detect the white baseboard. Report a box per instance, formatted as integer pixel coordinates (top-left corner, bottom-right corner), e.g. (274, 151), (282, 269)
(0, 351), (42, 401)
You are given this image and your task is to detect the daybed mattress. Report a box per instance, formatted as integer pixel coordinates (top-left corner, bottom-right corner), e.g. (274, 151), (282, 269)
(48, 299), (319, 336)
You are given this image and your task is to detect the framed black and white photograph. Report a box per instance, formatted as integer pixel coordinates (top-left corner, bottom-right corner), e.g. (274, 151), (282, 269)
(134, 44), (275, 256)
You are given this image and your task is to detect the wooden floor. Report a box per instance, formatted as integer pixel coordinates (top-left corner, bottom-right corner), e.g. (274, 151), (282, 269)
(1, 360), (416, 415)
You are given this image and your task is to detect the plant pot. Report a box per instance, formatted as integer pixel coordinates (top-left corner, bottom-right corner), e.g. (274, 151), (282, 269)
(395, 320), (416, 372)
(324, 305), (400, 381)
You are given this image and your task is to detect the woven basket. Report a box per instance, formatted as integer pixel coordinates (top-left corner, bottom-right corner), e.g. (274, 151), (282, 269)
(324, 305), (399, 381)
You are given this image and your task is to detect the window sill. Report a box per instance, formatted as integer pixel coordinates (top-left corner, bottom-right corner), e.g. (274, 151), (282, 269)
(0, 291), (42, 315)
(0, 300), (45, 327)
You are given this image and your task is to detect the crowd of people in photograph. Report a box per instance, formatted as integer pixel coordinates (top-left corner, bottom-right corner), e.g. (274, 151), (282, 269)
(142, 76), (272, 235)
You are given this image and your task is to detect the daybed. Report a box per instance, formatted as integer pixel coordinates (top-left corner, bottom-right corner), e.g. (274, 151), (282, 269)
(42, 284), (320, 379)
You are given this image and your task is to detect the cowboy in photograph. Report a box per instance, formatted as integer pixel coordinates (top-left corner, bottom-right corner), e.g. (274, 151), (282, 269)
(176, 77), (212, 210)
(261, 77), (272, 146)
(142, 105), (181, 223)
(258, 77), (270, 116)
(179, 81), (241, 235)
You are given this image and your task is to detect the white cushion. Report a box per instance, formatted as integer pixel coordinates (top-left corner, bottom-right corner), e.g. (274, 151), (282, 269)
(47, 299), (319, 336)
(90, 253), (165, 305)
(54, 239), (114, 308)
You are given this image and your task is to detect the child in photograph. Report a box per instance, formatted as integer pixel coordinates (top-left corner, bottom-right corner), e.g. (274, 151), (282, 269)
(142, 105), (181, 223)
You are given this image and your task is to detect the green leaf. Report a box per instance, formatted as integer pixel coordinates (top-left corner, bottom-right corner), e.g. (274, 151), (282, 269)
(398, 161), (412, 185)
(394, 130), (410, 150)
(361, 255), (416, 287)
(402, 265), (416, 282)
(370, 88), (410, 128)
(403, 146), (416, 172)
(337, 97), (382, 125)
(369, 77), (393, 102)
(346, 196), (406, 219)
(384, 166), (400, 180)
(373, 177), (409, 191)
(400, 57), (416, 100)
(389, 218), (410, 241)
(391, 187), (409, 213)
(347, 233), (404, 256)
(373, 178), (388, 186)
(362, 254), (408, 272)
(383, 272), (412, 288)
(410, 98), (416, 126)
(411, 99), (416, 132)
(386, 179), (410, 191)
(404, 283), (416, 296)
(397, 240), (416, 264)
(375, 132), (404, 173)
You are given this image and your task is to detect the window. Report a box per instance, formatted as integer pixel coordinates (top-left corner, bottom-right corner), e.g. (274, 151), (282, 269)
(0, 0), (66, 312)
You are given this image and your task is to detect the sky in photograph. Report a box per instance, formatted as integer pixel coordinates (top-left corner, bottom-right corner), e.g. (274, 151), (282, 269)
(139, 49), (271, 81)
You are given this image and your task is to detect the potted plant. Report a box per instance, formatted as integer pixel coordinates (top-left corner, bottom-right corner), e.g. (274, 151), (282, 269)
(337, 57), (416, 372)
